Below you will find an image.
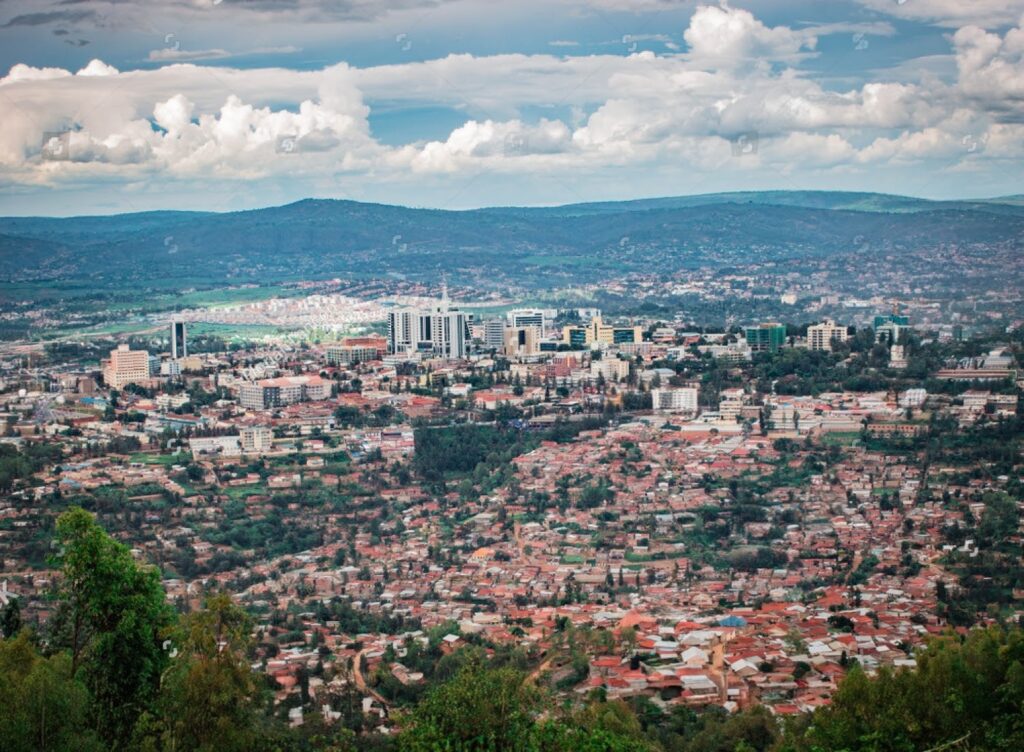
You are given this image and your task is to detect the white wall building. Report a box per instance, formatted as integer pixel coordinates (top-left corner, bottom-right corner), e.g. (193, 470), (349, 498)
(807, 320), (848, 351)
(652, 387), (699, 415)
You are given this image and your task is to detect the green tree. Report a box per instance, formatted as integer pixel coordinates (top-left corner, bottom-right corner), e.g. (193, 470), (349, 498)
(0, 630), (103, 752)
(782, 626), (1024, 752)
(51, 507), (174, 748)
(399, 657), (540, 751)
(1, 598), (22, 638)
(135, 593), (259, 752)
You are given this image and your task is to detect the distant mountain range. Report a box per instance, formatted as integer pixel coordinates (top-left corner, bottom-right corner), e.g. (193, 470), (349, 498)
(2, 191), (1023, 293)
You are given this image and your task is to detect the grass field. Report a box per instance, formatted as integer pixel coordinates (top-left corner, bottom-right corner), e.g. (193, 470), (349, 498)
(821, 432), (862, 446)
(223, 484), (268, 501)
(129, 452), (191, 466)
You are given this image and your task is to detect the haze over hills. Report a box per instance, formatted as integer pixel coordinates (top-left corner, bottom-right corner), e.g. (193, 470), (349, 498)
(1, 191), (1022, 293)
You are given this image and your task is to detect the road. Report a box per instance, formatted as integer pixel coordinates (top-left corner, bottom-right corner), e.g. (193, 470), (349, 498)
(353, 647), (391, 712)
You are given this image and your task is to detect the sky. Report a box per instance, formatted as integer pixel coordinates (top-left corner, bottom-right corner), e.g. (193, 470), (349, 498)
(1, 0), (1023, 216)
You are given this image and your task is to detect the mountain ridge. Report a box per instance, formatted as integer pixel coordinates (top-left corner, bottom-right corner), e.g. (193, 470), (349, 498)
(2, 191), (1022, 292)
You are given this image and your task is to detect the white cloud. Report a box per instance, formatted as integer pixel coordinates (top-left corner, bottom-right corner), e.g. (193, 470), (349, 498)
(76, 59), (119, 77)
(953, 23), (1024, 104)
(683, 4), (816, 67)
(0, 6), (1022, 199)
(854, 0), (1024, 29)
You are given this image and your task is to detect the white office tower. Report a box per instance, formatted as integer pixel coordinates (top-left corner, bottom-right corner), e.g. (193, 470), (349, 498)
(426, 296), (469, 360)
(507, 308), (546, 332)
(387, 309), (417, 355)
(484, 320), (506, 350)
(387, 288), (469, 360)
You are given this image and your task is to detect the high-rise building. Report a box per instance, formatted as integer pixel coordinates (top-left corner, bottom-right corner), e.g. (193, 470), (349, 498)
(502, 326), (540, 357)
(387, 309), (417, 354)
(484, 320), (506, 350)
(101, 344), (151, 389)
(807, 320), (848, 351)
(744, 322), (787, 353)
(874, 313), (910, 344)
(387, 291), (469, 360)
(506, 308), (546, 331)
(170, 320), (187, 359)
(561, 316), (642, 347)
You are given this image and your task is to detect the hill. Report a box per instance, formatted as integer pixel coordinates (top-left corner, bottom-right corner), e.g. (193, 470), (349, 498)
(1, 191), (1022, 293)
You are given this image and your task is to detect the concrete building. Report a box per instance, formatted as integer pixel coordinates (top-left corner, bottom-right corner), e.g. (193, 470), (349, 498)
(239, 375), (330, 410)
(807, 320), (848, 351)
(101, 344), (150, 389)
(562, 316), (643, 348)
(326, 344), (379, 366)
(240, 425), (274, 453)
(652, 387), (699, 415)
(503, 326), (541, 358)
(387, 291), (469, 360)
(484, 320), (506, 350)
(590, 357), (631, 382)
(899, 389), (927, 409)
(874, 313), (910, 344)
(506, 308), (546, 331)
(744, 323), (786, 353)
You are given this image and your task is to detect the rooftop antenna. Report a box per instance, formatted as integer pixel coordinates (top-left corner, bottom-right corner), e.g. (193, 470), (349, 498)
(440, 276), (449, 312)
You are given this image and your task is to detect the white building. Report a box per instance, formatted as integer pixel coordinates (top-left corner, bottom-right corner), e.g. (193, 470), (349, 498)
(238, 375), (330, 410)
(240, 425), (274, 453)
(506, 308), (547, 332)
(652, 387), (699, 415)
(590, 357), (630, 382)
(899, 389), (927, 409)
(807, 320), (848, 351)
(386, 290), (469, 360)
(189, 435), (241, 458)
(101, 344), (150, 389)
(484, 320), (506, 350)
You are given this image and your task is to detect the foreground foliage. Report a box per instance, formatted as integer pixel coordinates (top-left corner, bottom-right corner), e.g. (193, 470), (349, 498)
(0, 508), (1022, 751)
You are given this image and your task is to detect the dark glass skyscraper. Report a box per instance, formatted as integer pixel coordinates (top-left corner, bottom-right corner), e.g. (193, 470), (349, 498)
(171, 320), (187, 359)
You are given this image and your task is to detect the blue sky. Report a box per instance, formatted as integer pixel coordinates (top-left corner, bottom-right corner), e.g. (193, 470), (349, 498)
(1, 0), (1022, 215)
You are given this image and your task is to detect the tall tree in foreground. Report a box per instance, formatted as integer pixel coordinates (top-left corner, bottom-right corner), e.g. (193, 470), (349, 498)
(398, 657), (653, 752)
(780, 625), (1024, 752)
(50, 507), (174, 748)
(0, 630), (103, 752)
(134, 592), (260, 752)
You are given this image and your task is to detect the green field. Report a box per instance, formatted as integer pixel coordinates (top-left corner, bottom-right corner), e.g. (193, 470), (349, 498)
(129, 452), (191, 466)
(821, 432), (862, 447)
(223, 484), (268, 501)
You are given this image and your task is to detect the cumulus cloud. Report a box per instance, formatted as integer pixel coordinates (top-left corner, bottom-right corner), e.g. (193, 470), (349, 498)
(683, 4), (816, 67)
(854, 0), (1024, 29)
(0, 4), (1021, 199)
(953, 23), (1024, 105)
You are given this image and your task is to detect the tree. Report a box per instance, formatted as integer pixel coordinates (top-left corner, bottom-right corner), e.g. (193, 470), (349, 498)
(136, 593), (259, 752)
(50, 507), (174, 747)
(399, 657), (539, 751)
(0, 630), (103, 752)
(1, 598), (22, 638)
(781, 625), (1024, 752)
